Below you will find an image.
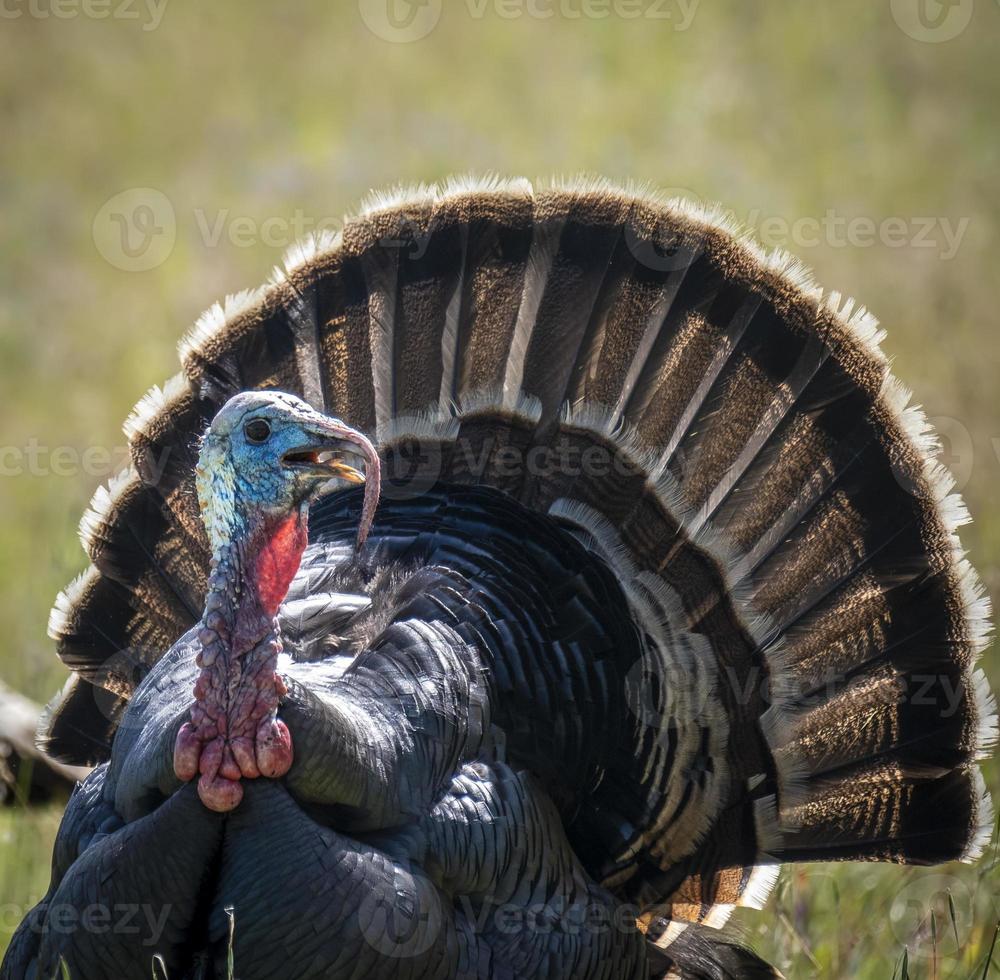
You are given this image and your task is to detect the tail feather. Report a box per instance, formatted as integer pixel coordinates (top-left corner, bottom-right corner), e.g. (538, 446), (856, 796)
(646, 922), (781, 979)
(37, 676), (124, 766)
(43, 179), (994, 935)
(445, 178), (534, 401)
(516, 187), (631, 429)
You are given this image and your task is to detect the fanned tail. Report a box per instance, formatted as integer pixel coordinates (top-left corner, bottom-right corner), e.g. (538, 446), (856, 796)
(46, 178), (994, 940)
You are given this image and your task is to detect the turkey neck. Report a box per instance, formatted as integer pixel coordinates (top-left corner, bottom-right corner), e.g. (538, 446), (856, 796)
(176, 509), (306, 811)
(195, 507), (308, 739)
(200, 509), (309, 657)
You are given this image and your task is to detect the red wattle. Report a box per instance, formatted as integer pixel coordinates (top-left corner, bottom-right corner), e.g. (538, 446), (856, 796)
(173, 722), (202, 782)
(198, 773), (244, 812)
(254, 513), (308, 617)
(176, 513), (305, 810)
(255, 718), (294, 778)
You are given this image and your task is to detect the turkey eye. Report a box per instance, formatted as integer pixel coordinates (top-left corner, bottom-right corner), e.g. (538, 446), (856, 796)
(244, 418), (271, 444)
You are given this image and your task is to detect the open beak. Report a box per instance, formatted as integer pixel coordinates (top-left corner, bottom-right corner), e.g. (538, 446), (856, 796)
(282, 419), (381, 548)
(281, 448), (367, 485)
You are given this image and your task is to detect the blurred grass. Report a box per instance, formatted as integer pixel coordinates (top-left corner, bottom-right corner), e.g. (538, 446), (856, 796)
(0, 1), (998, 975)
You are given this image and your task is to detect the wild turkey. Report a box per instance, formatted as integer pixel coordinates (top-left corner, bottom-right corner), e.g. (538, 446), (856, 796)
(2, 177), (994, 979)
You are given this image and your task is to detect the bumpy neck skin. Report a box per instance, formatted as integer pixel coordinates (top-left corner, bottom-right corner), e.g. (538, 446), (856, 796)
(173, 492), (308, 812)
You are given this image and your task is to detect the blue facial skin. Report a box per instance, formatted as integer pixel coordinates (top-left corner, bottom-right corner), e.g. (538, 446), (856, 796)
(195, 390), (378, 556)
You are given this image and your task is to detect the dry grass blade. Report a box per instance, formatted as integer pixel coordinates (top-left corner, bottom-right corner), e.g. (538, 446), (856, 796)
(979, 922), (1000, 980)
(949, 892), (961, 950)
(225, 904), (236, 980)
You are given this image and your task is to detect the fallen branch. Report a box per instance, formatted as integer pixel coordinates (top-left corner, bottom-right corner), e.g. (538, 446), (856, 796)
(0, 680), (90, 803)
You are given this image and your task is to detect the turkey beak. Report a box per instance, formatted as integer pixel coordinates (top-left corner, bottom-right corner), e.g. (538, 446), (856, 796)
(318, 457), (366, 485)
(283, 419), (381, 549)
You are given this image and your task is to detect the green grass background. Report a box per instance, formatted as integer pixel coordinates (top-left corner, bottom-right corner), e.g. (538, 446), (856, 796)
(1, 1), (998, 975)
